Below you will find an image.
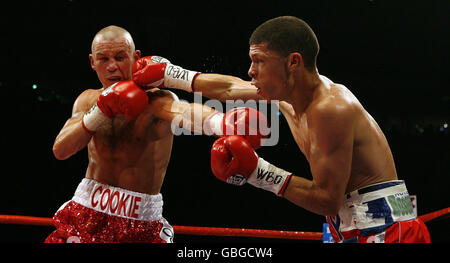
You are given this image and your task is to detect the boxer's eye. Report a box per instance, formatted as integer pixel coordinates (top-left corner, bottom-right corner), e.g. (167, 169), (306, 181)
(253, 58), (262, 64)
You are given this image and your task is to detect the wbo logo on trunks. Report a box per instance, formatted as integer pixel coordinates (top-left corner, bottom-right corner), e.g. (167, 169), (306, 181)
(90, 185), (142, 219)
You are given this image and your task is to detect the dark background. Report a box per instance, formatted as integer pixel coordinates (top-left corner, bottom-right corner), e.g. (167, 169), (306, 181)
(0, 0), (448, 243)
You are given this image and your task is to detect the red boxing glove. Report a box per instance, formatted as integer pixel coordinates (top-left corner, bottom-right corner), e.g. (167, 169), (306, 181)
(211, 135), (259, 186)
(204, 107), (269, 149)
(82, 81), (148, 135)
(211, 135), (292, 196)
(132, 56), (170, 88)
(132, 56), (199, 92)
(97, 80), (148, 120)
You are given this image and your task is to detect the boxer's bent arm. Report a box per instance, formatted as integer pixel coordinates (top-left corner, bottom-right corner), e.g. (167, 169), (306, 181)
(193, 73), (264, 102)
(283, 103), (354, 216)
(52, 90), (95, 160)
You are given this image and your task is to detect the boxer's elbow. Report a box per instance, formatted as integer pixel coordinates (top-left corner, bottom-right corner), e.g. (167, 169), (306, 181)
(52, 138), (77, 160)
(286, 189), (342, 216)
(53, 143), (70, 160)
(52, 129), (89, 160)
(322, 202), (341, 216)
(320, 195), (343, 216)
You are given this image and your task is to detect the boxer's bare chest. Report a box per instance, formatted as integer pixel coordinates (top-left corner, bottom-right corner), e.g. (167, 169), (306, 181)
(280, 104), (312, 159)
(84, 89), (172, 166)
(91, 112), (171, 163)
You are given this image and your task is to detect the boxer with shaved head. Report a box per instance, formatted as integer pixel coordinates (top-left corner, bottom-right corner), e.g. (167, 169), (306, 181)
(46, 25), (268, 243)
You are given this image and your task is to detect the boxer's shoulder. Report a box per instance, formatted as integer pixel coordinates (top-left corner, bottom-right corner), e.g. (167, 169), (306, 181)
(143, 88), (181, 117)
(309, 93), (356, 122)
(305, 92), (358, 140)
(72, 88), (102, 113)
(78, 87), (103, 99)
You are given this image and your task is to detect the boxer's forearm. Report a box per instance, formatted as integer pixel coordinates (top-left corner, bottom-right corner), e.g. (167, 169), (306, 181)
(282, 176), (342, 216)
(166, 100), (218, 135)
(186, 103), (218, 134)
(53, 114), (92, 160)
(193, 74), (263, 102)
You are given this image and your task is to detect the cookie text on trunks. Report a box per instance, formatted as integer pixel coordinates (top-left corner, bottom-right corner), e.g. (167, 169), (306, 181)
(91, 185), (141, 218)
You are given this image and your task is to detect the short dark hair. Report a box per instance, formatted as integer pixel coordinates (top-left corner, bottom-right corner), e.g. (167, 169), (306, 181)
(249, 16), (319, 71)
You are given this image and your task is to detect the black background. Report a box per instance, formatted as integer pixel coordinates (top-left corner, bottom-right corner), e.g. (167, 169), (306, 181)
(0, 0), (448, 243)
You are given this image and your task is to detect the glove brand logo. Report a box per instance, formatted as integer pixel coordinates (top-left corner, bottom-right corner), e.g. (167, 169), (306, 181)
(227, 174), (247, 186)
(150, 56), (170, 64)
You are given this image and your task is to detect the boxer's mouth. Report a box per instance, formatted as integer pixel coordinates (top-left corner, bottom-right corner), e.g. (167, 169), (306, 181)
(251, 82), (262, 94)
(108, 76), (122, 82)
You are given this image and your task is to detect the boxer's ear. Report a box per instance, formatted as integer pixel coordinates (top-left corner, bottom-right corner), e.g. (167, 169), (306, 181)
(89, 54), (95, 70)
(287, 52), (303, 72)
(134, 50), (141, 60)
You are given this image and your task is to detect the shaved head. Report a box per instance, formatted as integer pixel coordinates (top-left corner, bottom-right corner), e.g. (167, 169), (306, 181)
(91, 25), (135, 53)
(89, 25), (141, 88)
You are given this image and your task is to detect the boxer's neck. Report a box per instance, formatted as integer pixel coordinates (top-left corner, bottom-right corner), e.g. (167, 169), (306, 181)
(286, 68), (322, 115)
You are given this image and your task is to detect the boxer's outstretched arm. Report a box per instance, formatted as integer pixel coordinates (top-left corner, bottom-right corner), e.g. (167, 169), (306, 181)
(283, 102), (354, 216)
(146, 89), (217, 134)
(132, 56), (263, 102)
(149, 89), (269, 147)
(193, 73), (264, 102)
(52, 90), (97, 160)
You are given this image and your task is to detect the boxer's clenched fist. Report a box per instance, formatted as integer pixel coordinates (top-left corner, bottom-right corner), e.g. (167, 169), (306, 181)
(204, 107), (269, 149)
(82, 80), (148, 135)
(132, 56), (200, 92)
(211, 135), (292, 196)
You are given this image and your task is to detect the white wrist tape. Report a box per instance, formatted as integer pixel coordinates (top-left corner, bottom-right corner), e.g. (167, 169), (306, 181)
(203, 112), (224, 136)
(81, 104), (110, 135)
(164, 64), (199, 92)
(247, 158), (292, 196)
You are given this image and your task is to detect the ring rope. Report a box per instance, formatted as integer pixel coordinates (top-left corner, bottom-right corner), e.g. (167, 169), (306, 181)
(0, 207), (448, 240)
(418, 207), (450, 223)
(172, 225), (322, 240)
(0, 214), (321, 240)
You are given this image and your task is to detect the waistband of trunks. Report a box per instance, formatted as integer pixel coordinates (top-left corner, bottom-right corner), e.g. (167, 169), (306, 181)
(345, 180), (406, 202)
(72, 178), (163, 222)
(334, 179), (415, 236)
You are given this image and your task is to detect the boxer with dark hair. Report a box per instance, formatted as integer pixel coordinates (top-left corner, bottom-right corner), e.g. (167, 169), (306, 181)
(133, 16), (431, 243)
